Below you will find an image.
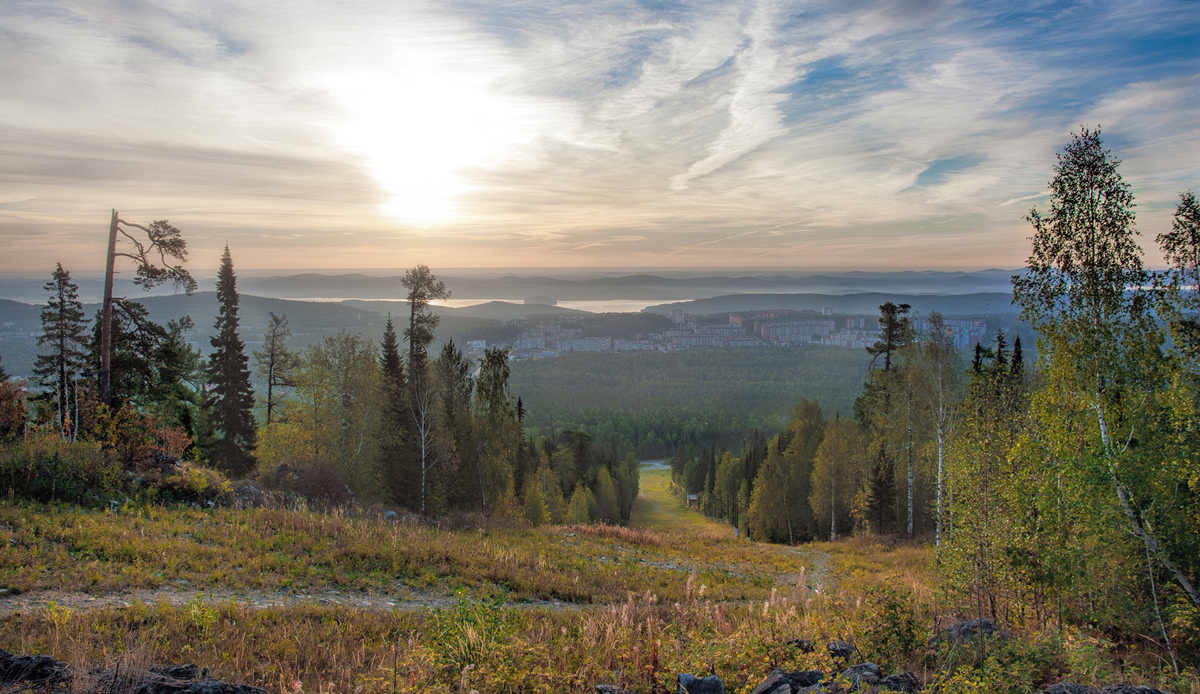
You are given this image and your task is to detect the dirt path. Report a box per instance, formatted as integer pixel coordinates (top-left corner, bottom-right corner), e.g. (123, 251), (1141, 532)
(0, 584), (586, 617)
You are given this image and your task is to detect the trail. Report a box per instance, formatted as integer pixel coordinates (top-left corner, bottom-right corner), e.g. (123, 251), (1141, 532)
(0, 585), (584, 617)
(631, 461), (833, 592)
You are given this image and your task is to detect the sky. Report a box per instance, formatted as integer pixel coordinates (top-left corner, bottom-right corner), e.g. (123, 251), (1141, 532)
(1, 0), (1198, 273)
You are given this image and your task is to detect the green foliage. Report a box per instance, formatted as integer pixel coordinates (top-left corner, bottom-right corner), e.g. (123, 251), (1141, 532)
(859, 584), (920, 672)
(0, 434), (122, 505)
(33, 263), (88, 435)
(511, 346), (869, 456)
(205, 245), (257, 477)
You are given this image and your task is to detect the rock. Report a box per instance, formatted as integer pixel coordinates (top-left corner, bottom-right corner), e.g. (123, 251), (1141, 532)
(678, 673), (725, 694)
(151, 665), (209, 681)
(877, 671), (919, 693)
(0, 648), (72, 685)
(787, 638), (816, 653)
(1039, 685), (1096, 694)
(595, 685), (636, 694)
(827, 640), (856, 659)
(751, 669), (823, 694)
(1, 650), (264, 694)
(839, 663), (881, 687)
(382, 510), (398, 521)
(936, 618), (1012, 645)
(1100, 687), (1173, 694)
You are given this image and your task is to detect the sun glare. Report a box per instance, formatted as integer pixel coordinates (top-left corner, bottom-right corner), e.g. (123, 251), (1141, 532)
(321, 33), (560, 228)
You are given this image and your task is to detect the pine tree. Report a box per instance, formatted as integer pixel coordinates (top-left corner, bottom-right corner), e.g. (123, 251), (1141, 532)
(33, 263), (88, 436)
(205, 245), (257, 476)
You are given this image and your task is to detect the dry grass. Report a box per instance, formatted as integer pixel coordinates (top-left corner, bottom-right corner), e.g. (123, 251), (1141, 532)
(1, 499), (1196, 694)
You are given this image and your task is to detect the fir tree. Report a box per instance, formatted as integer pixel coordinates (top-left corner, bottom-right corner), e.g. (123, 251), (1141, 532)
(205, 245), (256, 476)
(33, 263), (88, 436)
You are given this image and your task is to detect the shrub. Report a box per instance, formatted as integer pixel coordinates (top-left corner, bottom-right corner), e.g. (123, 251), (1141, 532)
(859, 584), (922, 671)
(0, 432), (122, 505)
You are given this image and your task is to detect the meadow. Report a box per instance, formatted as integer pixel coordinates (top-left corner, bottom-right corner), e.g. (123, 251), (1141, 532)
(0, 466), (1195, 694)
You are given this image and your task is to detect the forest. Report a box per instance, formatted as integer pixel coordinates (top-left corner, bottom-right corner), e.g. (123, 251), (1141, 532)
(509, 346), (869, 457)
(0, 235), (638, 528)
(668, 129), (1200, 668)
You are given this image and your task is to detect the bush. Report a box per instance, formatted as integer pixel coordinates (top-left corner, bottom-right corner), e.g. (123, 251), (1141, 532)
(0, 432), (122, 505)
(859, 584), (922, 672)
(263, 456), (355, 510)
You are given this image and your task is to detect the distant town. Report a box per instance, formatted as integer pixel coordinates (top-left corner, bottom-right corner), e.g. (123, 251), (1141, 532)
(471, 308), (989, 361)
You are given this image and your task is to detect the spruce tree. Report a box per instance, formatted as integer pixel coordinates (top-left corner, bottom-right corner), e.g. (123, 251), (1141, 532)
(33, 263), (88, 435)
(378, 316), (413, 506)
(205, 245), (257, 476)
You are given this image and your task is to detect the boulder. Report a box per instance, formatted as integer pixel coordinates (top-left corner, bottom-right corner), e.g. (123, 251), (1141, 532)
(678, 673), (725, 694)
(595, 686), (636, 694)
(827, 640), (856, 659)
(839, 663), (882, 688)
(750, 669), (823, 694)
(1100, 687), (1173, 694)
(787, 638), (816, 653)
(936, 619), (1011, 645)
(0, 648), (72, 685)
(150, 665), (209, 681)
(877, 671), (919, 693)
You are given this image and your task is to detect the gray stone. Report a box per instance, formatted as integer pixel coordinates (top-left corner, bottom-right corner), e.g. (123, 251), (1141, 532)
(839, 663), (881, 687)
(150, 665), (208, 681)
(751, 669), (824, 694)
(1100, 687), (1173, 694)
(787, 638), (816, 653)
(678, 673), (725, 694)
(936, 618), (1011, 645)
(0, 648), (72, 685)
(877, 671), (919, 693)
(1039, 684), (1096, 694)
(827, 640), (856, 659)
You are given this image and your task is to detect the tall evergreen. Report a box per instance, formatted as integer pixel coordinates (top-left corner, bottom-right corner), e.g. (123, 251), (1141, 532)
(205, 245), (256, 476)
(378, 316), (414, 507)
(33, 263), (88, 435)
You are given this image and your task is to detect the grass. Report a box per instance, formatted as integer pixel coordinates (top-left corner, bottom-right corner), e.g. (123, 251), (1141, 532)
(0, 499), (811, 605)
(630, 466), (731, 537)
(1, 488), (1196, 694)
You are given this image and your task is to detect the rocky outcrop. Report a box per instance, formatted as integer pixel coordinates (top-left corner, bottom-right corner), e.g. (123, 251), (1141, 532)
(748, 664), (918, 693)
(0, 649), (71, 686)
(0, 650), (265, 694)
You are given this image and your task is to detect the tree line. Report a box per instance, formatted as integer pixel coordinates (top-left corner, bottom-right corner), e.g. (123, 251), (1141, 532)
(1, 228), (636, 524)
(672, 128), (1199, 664)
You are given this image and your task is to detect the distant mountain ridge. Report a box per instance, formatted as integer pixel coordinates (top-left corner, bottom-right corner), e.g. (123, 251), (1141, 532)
(646, 291), (1020, 317)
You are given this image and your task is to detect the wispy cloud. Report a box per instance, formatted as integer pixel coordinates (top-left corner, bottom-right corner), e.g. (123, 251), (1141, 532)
(0, 0), (1196, 272)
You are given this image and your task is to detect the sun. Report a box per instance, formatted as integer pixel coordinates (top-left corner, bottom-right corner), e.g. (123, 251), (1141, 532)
(319, 36), (556, 229)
